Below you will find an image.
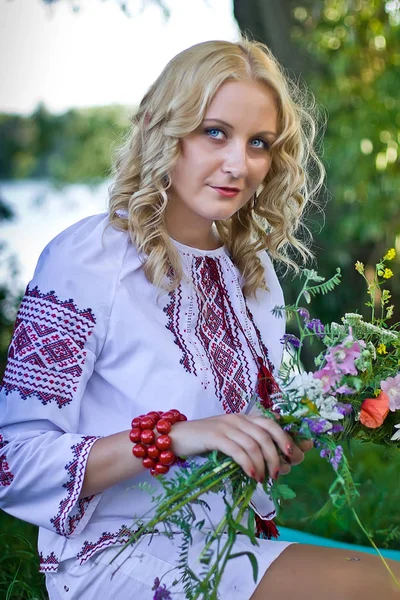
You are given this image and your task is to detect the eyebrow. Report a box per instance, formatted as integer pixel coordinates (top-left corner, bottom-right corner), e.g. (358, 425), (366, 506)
(203, 118), (278, 138)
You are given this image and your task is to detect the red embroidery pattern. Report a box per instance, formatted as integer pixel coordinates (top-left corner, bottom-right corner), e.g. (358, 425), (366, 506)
(0, 433), (14, 487)
(245, 304), (281, 408)
(51, 436), (97, 537)
(164, 277), (197, 375)
(76, 524), (132, 563)
(165, 255), (281, 413)
(195, 257), (255, 412)
(165, 256), (252, 413)
(0, 286), (96, 409)
(39, 550), (59, 573)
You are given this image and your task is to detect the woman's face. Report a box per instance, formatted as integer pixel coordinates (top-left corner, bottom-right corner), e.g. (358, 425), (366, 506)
(166, 79), (278, 242)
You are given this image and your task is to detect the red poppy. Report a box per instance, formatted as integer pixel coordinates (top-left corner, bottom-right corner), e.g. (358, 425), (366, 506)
(359, 391), (389, 429)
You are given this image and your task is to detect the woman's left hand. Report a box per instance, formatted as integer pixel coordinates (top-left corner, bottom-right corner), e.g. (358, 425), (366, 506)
(278, 438), (313, 476)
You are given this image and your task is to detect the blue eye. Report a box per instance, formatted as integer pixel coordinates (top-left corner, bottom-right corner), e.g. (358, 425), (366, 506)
(251, 138), (270, 150)
(206, 128), (224, 140)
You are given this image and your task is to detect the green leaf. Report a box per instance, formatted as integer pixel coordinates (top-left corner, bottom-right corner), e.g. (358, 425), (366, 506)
(247, 508), (256, 539)
(234, 523), (257, 544)
(302, 269), (326, 282)
(306, 269), (342, 298)
(273, 483), (297, 500)
(195, 519), (205, 531)
(229, 551), (259, 583)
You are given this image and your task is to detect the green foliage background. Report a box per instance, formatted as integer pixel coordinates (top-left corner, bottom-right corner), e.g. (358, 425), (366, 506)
(0, 0), (399, 597)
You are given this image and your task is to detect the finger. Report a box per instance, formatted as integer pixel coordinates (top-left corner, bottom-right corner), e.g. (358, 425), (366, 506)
(233, 419), (282, 481)
(248, 416), (303, 465)
(211, 434), (262, 481)
(224, 427), (267, 482)
(278, 456), (292, 476)
(297, 438), (314, 453)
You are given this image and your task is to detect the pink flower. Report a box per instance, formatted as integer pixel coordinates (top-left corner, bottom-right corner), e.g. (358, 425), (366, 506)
(336, 384), (355, 395)
(381, 374), (400, 412)
(360, 392), (389, 429)
(324, 337), (364, 376)
(313, 365), (341, 393)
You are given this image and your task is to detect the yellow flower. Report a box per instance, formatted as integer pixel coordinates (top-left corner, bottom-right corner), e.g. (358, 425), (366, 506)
(377, 343), (387, 355)
(386, 305), (394, 319)
(381, 289), (391, 304)
(355, 261), (364, 274)
(383, 248), (396, 261)
(383, 268), (394, 279)
(374, 388), (381, 397)
(301, 398), (318, 413)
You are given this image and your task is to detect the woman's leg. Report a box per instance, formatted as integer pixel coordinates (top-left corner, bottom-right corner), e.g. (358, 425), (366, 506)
(250, 544), (400, 600)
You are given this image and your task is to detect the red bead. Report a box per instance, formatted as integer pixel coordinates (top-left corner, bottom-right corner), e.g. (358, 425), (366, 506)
(150, 468), (157, 477)
(131, 418), (142, 429)
(129, 428), (142, 443)
(132, 443), (147, 458)
(143, 457), (156, 469)
(147, 411), (161, 422)
(155, 463), (169, 475)
(141, 429), (155, 445)
(159, 450), (175, 466)
(162, 411), (177, 423)
(140, 416), (156, 430)
(147, 445), (160, 459)
(155, 434), (171, 450)
(179, 414), (188, 421)
(169, 409), (181, 419)
(156, 419), (171, 434)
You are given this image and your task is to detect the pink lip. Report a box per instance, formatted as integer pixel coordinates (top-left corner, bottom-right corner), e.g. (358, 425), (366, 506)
(211, 186), (241, 198)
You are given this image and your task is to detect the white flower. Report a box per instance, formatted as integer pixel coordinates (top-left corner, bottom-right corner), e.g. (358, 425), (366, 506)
(281, 372), (324, 402)
(280, 372), (344, 421)
(391, 424), (400, 442)
(315, 395), (344, 421)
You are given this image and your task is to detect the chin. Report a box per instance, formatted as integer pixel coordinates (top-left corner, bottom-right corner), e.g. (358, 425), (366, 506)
(199, 204), (242, 222)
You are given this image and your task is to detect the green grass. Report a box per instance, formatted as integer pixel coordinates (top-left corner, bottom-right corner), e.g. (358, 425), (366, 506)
(1, 440), (399, 598)
(277, 440), (400, 549)
(0, 512), (46, 600)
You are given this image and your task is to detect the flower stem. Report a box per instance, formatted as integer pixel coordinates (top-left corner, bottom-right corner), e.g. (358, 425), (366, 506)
(192, 484), (256, 599)
(115, 460), (241, 559)
(351, 508), (400, 590)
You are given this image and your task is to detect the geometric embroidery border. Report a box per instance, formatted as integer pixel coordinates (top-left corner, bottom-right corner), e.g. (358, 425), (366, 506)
(0, 433), (14, 487)
(50, 436), (98, 537)
(0, 285), (96, 409)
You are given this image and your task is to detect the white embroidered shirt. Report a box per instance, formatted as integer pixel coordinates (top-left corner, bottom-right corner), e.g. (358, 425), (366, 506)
(0, 213), (285, 572)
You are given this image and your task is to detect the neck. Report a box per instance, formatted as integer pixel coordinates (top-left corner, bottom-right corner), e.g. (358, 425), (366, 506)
(164, 210), (222, 251)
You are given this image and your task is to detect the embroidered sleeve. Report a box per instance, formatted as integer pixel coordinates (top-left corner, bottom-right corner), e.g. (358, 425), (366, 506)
(0, 214), (128, 537)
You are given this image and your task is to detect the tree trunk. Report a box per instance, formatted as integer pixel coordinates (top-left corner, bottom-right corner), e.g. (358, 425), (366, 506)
(233, 0), (313, 78)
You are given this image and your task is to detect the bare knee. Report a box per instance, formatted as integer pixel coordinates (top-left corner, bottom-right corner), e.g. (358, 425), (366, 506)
(250, 544), (400, 600)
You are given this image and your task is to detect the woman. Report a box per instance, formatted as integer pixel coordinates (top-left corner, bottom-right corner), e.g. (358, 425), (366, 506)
(0, 39), (399, 599)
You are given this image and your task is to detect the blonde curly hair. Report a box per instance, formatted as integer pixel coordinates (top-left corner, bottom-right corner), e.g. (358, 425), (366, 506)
(108, 38), (325, 297)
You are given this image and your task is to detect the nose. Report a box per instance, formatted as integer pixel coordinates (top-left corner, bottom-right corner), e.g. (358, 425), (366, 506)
(222, 140), (248, 180)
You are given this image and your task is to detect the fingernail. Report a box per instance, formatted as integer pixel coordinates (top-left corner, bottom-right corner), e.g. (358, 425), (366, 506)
(286, 443), (294, 456)
(258, 475), (264, 484)
(273, 468), (280, 481)
(250, 468), (256, 479)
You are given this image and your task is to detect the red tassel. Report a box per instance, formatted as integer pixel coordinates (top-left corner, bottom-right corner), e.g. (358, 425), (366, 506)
(255, 514), (280, 540)
(256, 357), (280, 410)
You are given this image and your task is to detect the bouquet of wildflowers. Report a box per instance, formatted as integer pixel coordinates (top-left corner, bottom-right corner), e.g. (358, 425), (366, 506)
(118, 249), (400, 599)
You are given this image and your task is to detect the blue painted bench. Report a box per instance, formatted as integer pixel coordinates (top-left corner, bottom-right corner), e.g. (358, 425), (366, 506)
(279, 527), (400, 562)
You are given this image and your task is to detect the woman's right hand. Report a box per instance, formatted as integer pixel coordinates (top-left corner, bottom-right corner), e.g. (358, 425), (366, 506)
(169, 414), (305, 483)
